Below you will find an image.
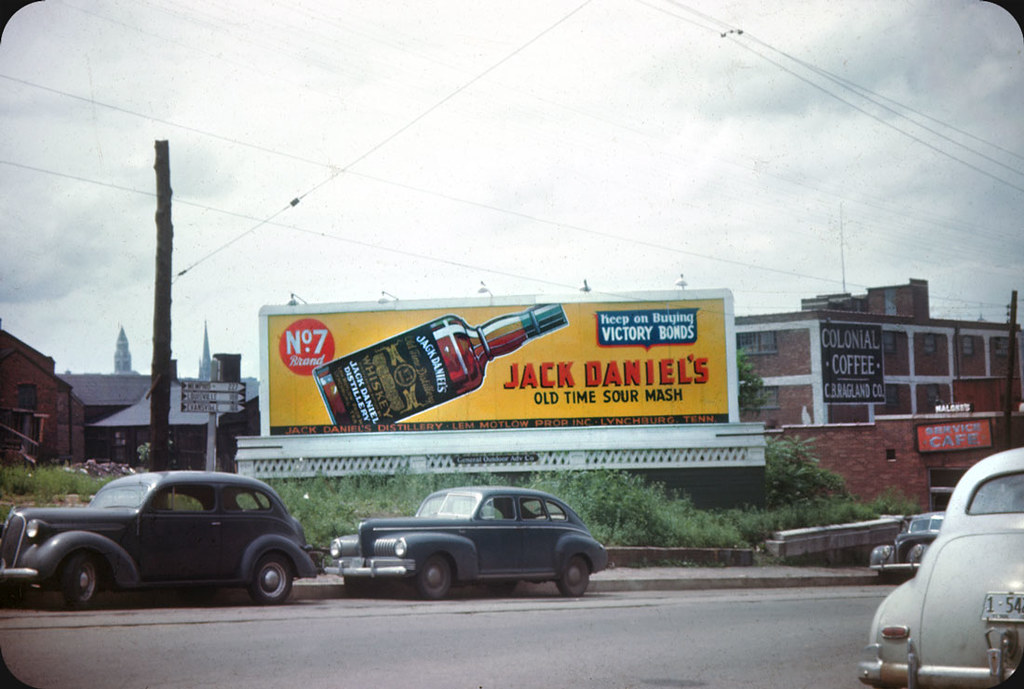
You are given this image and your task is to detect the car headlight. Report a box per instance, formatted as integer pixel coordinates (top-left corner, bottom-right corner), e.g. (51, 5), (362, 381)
(909, 543), (927, 564)
(394, 538), (407, 558)
(25, 519), (42, 540)
(329, 538), (343, 559)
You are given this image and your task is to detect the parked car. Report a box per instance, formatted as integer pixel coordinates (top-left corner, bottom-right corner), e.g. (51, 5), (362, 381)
(0, 471), (318, 607)
(858, 447), (1024, 688)
(868, 511), (944, 578)
(325, 486), (608, 599)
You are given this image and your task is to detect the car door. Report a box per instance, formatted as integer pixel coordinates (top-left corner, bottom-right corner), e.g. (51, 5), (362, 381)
(137, 483), (221, 581)
(472, 495), (520, 575)
(218, 485), (279, 579)
(518, 496), (560, 574)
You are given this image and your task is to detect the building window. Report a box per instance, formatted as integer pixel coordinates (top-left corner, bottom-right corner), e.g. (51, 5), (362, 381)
(761, 386), (780, 409)
(929, 468), (966, 512)
(884, 288), (897, 316)
(737, 331), (777, 354)
(923, 333), (937, 355)
(885, 384), (900, 408)
(16, 384), (37, 410)
(961, 335), (974, 356)
(925, 384), (944, 409)
(994, 337), (1009, 356)
(882, 331), (897, 354)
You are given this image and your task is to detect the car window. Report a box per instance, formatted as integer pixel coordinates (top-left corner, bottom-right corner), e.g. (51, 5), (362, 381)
(224, 487), (272, 512)
(151, 485), (215, 512)
(435, 493), (478, 518)
(968, 473), (1024, 515)
(90, 483), (152, 509)
(545, 500), (568, 521)
(479, 496), (514, 520)
(909, 519), (929, 532)
(417, 495), (445, 517)
(519, 497), (548, 520)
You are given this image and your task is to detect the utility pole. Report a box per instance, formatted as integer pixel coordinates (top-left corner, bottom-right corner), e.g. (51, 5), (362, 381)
(1006, 290), (1018, 449)
(150, 140), (173, 471)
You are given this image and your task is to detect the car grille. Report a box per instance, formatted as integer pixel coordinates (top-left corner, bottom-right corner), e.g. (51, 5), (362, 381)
(373, 537), (401, 557)
(1, 513), (26, 568)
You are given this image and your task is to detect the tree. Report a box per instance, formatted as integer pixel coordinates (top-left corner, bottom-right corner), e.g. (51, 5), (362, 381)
(737, 348), (768, 414)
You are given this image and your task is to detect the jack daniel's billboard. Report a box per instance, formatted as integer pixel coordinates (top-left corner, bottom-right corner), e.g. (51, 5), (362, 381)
(260, 292), (736, 435)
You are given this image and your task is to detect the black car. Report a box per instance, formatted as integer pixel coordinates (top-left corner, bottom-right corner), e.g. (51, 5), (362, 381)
(0, 471), (318, 607)
(868, 511), (944, 578)
(325, 486), (608, 600)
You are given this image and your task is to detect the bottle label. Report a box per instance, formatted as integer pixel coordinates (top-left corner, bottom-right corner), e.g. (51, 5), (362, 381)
(327, 324), (459, 424)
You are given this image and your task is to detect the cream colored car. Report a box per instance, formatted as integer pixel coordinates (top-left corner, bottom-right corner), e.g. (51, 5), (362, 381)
(858, 447), (1024, 688)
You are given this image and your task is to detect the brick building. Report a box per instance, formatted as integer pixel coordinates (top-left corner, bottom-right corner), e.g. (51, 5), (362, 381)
(0, 324), (84, 464)
(737, 279), (1022, 510)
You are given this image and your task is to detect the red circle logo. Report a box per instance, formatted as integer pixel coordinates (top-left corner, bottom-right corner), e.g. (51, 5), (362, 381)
(279, 319), (336, 376)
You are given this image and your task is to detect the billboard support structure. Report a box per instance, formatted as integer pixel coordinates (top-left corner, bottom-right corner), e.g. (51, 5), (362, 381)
(244, 290), (765, 508)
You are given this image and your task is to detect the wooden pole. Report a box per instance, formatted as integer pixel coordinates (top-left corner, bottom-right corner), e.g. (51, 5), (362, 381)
(151, 141), (173, 471)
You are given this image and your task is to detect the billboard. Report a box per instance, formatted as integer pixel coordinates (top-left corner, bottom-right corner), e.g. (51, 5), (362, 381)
(820, 322), (885, 404)
(261, 292), (735, 435)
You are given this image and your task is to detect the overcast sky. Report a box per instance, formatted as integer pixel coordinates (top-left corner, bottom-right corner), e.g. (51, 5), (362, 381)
(1, 0), (1022, 380)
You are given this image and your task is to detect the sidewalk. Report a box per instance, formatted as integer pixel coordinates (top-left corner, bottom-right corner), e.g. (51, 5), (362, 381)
(293, 565), (883, 600)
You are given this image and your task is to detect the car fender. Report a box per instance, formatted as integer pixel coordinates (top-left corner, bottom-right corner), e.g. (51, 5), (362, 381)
(554, 532), (607, 573)
(22, 530), (140, 587)
(401, 531), (479, 581)
(238, 535), (318, 580)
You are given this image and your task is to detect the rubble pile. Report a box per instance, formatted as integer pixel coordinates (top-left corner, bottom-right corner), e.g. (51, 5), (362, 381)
(66, 460), (136, 478)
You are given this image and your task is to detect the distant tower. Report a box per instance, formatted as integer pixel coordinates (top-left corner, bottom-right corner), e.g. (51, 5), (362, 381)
(114, 326), (132, 373)
(198, 321), (212, 380)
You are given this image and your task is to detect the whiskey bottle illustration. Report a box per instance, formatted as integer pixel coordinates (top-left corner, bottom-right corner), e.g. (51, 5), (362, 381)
(314, 304), (567, 425)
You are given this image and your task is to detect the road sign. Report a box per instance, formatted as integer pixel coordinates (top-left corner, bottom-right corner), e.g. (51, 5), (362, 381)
(179, 379), (246, 414)
(181, 380), (246, 394)
(181, 401), (245, 414)
(181, 391), (244, 403)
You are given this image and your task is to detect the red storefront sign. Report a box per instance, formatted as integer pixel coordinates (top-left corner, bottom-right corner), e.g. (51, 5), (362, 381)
(917, 419), (993, 453)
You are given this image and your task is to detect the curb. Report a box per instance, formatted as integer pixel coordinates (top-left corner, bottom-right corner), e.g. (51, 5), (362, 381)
(292, 567), (882, 600)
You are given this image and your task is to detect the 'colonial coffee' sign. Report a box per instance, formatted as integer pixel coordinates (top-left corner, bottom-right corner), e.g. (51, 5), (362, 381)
(820, 322), (885, 404)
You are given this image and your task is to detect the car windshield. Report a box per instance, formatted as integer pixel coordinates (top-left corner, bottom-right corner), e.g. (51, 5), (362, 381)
(416, 492), (479, 518)
(908, 515), (942, 532)
(90, 483), (152, 509)
(968, 472), (1024, 515)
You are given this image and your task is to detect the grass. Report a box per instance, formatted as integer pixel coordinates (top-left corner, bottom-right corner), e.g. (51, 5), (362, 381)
(1, 465), (921, 551)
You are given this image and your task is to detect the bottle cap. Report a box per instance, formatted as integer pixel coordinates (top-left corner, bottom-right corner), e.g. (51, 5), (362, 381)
(523, 304), (567, 337)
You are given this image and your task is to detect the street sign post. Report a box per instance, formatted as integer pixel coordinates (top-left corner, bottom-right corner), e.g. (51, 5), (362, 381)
(179, 378), (247, 471)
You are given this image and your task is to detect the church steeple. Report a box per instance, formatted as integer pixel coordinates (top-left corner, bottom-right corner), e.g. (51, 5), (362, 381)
(115, 326), (132, 373)
(199, 321), (212, 380)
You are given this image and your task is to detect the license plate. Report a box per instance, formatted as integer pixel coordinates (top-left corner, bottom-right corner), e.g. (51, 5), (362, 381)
(982, 592), (1024, 622)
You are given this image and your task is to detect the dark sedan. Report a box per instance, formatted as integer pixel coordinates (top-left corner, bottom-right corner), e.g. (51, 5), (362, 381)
(325, 486), (608, 599)
(869, 511), (944, 579)
(0, 471), (318, 607)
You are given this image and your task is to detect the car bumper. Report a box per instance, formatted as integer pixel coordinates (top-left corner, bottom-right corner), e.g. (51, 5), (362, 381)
(858, 643), (1016, 688)
(0, 563), (39, 582)
(324, 557), (417, 578)
(869, 562), (919, 573)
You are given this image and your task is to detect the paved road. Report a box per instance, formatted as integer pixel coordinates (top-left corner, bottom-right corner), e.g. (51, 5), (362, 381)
(0, 585), (887, 689)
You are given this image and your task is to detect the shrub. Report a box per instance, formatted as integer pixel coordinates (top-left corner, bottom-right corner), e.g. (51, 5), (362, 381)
(764, 437), (848, 508)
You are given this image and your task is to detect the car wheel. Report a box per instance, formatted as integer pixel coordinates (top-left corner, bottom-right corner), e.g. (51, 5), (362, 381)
(556, 555), (590, 597)
(415, 554), (452, 600)
(248, 554), (293, 605)
(61, 552), (100, 609)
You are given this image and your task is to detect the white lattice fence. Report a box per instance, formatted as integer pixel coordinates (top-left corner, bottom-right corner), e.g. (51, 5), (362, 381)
(238, 445), (758, 479)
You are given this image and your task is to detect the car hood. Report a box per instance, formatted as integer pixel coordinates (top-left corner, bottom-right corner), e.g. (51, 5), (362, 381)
(918, 531), (1024, 666)
(9, 506), (138, 534)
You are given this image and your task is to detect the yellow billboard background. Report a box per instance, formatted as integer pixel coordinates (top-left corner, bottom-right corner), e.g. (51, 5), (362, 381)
(266, 297), (731, 434)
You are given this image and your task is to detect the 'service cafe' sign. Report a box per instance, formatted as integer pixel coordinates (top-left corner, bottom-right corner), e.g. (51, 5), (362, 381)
(917, 419), (992, 453)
